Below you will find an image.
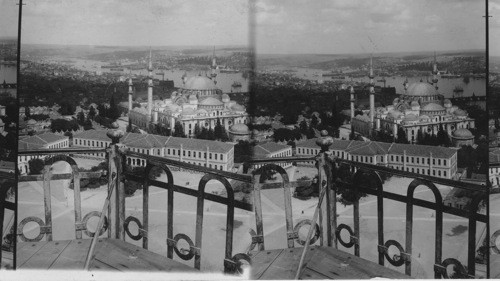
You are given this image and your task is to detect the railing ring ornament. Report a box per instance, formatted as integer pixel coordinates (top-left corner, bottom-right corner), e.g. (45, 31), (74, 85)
(172, 233), (195, 260)
(335, 223), (356, 248)
(491, 229), (500, 254)
(17, 216), (46, 242)
(293, 219), (320, 246)
(123, 216), (142, 241)
(437, 258), (468, 279)
(383, 240), (405, 267)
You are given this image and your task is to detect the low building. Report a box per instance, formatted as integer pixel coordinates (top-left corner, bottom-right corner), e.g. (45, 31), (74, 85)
(72, 130), (235, 171)
(17, 133), (70, 174)
(253, 142), (293, 169)
(295, 138), (458, 180)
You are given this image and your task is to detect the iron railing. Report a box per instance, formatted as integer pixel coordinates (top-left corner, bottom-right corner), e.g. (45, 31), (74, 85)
(0, 170), (16, 268)
(246, 135), (489, 279)
(17, 132), (490, 278)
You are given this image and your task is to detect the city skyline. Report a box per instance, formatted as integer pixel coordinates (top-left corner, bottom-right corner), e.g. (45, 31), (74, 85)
(255, 0), (487, 55)
(19, 0), (249, 47)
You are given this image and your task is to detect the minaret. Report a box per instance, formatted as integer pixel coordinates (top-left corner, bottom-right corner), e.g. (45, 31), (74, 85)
(369, 55), (375, 130)
(211, 46), (218, 82)
(147, 48), (153, 123)
(128, 77), (133, 112)
(403, 77), (409, 95)
(349, 85), (355, 120)
(432, 52), (439, 90)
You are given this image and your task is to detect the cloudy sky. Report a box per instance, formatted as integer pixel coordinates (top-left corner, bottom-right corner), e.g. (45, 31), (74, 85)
(0, 0), (18, 38)
(255, 0), (487, 54)
(491, 0), (500, 56)
(18, 0), (249, 47)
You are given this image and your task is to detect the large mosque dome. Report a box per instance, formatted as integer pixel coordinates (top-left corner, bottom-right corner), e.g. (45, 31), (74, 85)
(183, 76), (217, 91)
(406, 82), (438, 97)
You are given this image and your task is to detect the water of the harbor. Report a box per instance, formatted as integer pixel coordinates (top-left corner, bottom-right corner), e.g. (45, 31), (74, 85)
(54, 58), (249, 93)
(265, 66), (485, 98)
(0, 62), (16, 83)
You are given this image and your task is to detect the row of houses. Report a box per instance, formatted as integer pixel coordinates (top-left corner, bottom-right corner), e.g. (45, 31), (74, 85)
(17, 130), (459, 180)
(295, 139), (458, 180)
(18, 130), (235, 174)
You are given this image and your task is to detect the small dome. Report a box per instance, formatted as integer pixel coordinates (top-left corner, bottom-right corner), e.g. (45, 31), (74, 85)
(189, 94), (197, 101)
(421, 103), (445, 111)
(454, 109), (467, 116)
(452, 128), (473, 139)
(406, 82), (438, 97)
(444, 99), (452, 105)
(230, 123), (250, 134)
(181, 108), (196, 116)
(419, 115), (430, 120)
(27, 119), (37, 125)
(410, 101), (420, 107)
(388, 110), (403, 119)
(222, 93), (230, 102)
(403, 114), (418, 121)
(230, 104), (245, 112)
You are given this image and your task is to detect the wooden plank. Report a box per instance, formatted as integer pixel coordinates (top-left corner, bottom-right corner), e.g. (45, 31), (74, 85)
(49, 239), (92, 269)
(304, 246), (410, 279)
(17, 241), (48, 268)
(20, 240), (71, 269)
(90, 259), (120, 271)
(300, 267), (331, 279)
(258, 247), (316, 280)
(250, 249), (283, 279)
(94, 239), (196, 272)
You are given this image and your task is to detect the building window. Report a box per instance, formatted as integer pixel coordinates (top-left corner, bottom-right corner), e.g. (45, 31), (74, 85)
(188, 151), (191, 157)
(209, 153), (212, 159)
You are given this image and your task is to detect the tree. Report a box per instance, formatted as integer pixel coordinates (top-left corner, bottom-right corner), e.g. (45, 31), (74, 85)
(416, 129), (424, 145)
(77, 111), (85, 126)
(437, 124), (451, 146)
(58, 101), (76, 116)
(214, 118), (224, 140)
(194, 123), (201, 138)
(299, 120), (308, 136)
(173, 121), (186, 138)
(108, 94), (121, 120)
(310, 115), (319, 129)
(25, 106), (31, 118)
(83, 116), (93, 130)
(396, 127), (408, 144)
(28, 158), (45, 175)
(88, 106), (96, 120)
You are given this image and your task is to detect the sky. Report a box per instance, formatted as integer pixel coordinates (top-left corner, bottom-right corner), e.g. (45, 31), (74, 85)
(491, 0), (500, 57)
(18, 0), (249, 47)
(255, 0), (487, 54)
(0, 0), (19, 38)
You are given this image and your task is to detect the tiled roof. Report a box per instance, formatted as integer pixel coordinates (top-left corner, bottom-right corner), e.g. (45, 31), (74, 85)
(18, 133), (68, 150)
(73, 130), (111, 142)
(388, 143), (456, 158)
(296, 138), (456, 159)
(165, 136), (234, 153)
(254, 142), (290, 157)
(122, 133), (170, 149)
(345, 141), (391, 156)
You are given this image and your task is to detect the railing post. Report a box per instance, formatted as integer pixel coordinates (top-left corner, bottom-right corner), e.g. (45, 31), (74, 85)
(316, 130), (333, 246)
(107, 123), (125, 240)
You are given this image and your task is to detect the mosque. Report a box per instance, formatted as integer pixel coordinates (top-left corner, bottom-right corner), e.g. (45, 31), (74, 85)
(351, 55), (475, 144)
(128, 50), (249, 138)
